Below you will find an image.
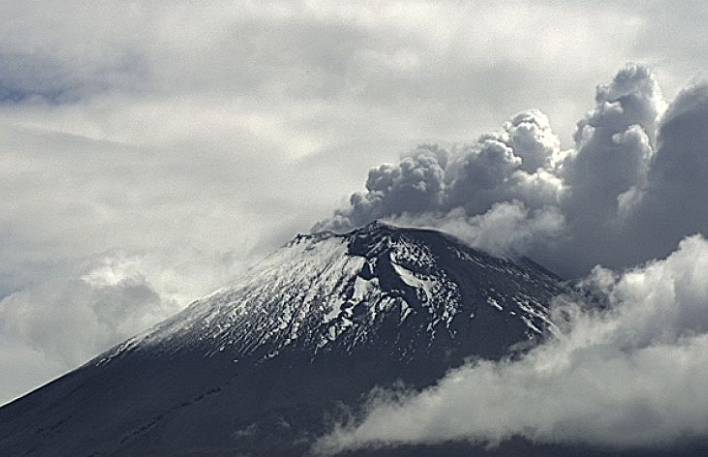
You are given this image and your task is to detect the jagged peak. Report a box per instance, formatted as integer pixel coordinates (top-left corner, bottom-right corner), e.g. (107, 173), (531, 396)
(288, 220), (401, 248)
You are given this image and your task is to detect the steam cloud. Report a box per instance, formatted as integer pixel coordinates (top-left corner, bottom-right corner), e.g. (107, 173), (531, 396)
(314, 65), (708, 453)
(316, 64), (708, 278)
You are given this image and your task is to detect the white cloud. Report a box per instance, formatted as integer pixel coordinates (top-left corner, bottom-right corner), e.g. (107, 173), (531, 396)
(316, 235), (708, 453)
(388, 201), (565, 258)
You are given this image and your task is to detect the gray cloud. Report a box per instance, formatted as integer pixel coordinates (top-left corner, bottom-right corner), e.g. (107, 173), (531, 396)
(316, 235), (708, 453)
(561, 63), (661, 221)
(539, 64), (665, 275)
(629, 82), (708, 260)
(0, 255), (166, 367)
(317, 108), (565, 238)
(317, 64), (708, 279)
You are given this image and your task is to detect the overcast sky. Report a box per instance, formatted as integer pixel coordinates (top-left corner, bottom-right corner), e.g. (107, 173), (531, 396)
(2, 1), (708, 406)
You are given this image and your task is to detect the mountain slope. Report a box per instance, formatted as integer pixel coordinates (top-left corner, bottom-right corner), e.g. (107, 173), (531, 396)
(0, 221), (566, 457)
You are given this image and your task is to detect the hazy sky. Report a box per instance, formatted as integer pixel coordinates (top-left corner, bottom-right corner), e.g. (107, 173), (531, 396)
(2, 1), (708, 405)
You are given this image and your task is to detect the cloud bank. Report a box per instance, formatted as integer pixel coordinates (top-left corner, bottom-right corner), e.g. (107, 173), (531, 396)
(316, 234), (708, 453)
(317, 64), (708, 278)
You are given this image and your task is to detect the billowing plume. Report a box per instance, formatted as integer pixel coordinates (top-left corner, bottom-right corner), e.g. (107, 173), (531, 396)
(317, 108), (564, 235)
(630, 82), (708, 261)
(316, 64), (708, 278)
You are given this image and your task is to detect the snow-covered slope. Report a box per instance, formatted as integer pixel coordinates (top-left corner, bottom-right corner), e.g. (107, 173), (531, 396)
(99, 221), (561, 367)
(0, 221), (567, 457)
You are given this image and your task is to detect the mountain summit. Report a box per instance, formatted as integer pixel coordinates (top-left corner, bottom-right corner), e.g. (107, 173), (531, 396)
(0, 221), (565, 456)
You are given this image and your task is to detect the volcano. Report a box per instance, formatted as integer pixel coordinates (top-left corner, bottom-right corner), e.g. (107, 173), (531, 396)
(0, 221), (569, 456)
